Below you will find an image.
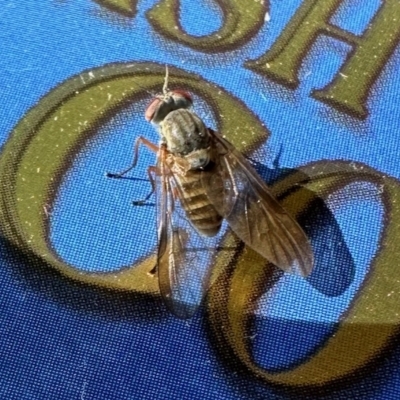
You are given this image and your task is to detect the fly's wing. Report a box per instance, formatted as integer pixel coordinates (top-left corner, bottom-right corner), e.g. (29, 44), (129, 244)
(156, 150), (221, 318)
(203, 131), (314, 276)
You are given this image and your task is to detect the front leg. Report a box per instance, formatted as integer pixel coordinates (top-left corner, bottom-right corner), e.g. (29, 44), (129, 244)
(106, 136), (158, 178)
(132, 166), (159, 205)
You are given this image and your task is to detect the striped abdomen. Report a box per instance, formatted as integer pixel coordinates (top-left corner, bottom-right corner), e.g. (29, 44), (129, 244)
(176, 170), (222, 237)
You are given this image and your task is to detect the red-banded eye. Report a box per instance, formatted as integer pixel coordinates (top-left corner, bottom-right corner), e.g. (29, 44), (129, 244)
(172, 89), (193, 105)
(145, 97), (162, 122)
(171, 90), (193, 110)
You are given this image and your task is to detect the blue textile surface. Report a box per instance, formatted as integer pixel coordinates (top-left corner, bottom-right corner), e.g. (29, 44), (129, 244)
(1, 0), (400, 399)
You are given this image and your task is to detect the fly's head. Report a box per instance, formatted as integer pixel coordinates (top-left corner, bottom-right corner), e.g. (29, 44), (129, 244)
(145, 90), (193, 125)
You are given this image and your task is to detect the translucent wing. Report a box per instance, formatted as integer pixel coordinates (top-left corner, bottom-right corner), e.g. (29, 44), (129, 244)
(203, 131), (314, 276)
(156, 147), (223, 318)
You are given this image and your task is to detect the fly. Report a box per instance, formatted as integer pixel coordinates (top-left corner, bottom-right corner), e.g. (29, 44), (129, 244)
(108, 67), (314, 318)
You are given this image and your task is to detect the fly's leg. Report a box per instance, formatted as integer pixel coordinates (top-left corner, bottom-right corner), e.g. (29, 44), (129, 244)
(106, 136), (158, 178)
(132, 166), (158, 205)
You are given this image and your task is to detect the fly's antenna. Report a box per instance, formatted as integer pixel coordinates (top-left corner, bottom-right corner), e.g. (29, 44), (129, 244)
(162, 65), (169, 95)
(123, 66), (169, 98)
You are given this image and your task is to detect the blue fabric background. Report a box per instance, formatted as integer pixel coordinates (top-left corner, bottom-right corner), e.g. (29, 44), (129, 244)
(1, 0), (399, 398)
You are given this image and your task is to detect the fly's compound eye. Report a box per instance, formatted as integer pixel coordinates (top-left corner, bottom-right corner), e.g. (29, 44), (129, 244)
(145, 97), (162, 122)
(171, 90), (193, 109)
(145, 91), (193, 124)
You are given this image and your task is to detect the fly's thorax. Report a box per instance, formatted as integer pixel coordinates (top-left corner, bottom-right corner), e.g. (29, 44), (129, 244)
(169, 148), (212, 173)
(184, 148), (211, 170)
(160, 109), (211, 157)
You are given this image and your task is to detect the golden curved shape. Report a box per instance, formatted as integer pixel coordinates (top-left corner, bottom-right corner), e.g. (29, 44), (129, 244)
(208, 161), (398, 388)
(0, 62), (268, 294)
